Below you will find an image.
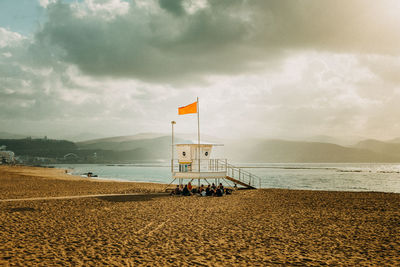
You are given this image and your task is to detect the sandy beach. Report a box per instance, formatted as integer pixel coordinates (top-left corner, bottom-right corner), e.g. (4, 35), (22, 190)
(0, 166), (165, 200)
(0, 166), (399, 265)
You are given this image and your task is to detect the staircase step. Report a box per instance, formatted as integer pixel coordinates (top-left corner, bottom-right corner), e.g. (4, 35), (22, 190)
(225, 176), (256, 189)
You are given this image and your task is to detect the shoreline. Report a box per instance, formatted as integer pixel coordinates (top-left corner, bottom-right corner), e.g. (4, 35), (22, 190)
(2, 164), (170, 184)
(0, 165), (169, 200)
(46, 162), (400, 194)
(3, 164), (400, 195)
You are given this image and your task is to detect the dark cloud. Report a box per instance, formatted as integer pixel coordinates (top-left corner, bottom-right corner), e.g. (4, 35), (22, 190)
(34, 0), (256, 83)
(32, 0), (400, 83)
(159, 0), (185, 16)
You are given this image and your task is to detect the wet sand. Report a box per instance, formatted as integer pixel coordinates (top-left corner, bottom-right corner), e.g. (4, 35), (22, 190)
(0, 166), (399, 265)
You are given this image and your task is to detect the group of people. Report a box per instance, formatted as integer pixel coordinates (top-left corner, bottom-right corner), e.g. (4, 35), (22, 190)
(171, 182), (234, 197)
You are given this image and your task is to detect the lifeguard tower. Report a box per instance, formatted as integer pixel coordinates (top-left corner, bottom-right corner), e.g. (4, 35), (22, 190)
(169, 98), (261, 189)
(170, 143), (261, 189)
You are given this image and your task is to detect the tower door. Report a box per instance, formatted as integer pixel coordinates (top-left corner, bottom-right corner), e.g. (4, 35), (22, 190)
(179, 163), (192, 172)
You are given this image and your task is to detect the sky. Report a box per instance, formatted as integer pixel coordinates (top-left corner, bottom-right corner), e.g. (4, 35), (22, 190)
(1, 0), (400, 142)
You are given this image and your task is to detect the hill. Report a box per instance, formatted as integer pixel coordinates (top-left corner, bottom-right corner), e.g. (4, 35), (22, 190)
(4, 134), (400, 164)
(78, 132), (222, 146)
(78, 133), (168, 145)
(354, 139), (400, 156)
(0, 138), (77, 158)
(298, 135), (364, 147)
(0, 132), (31, 139)
(226, 139), (399, 163)
(386, 137), (400, 144)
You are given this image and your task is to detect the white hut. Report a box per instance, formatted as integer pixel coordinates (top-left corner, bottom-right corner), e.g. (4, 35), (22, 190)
(173, 144), (226, 179)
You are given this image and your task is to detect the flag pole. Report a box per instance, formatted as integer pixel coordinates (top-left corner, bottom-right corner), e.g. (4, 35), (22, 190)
(197, 97), (200, 173)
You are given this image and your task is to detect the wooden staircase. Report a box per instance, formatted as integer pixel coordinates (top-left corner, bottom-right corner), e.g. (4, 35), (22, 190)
(225, 176), (257, 189)
(221, 160), (261, 189)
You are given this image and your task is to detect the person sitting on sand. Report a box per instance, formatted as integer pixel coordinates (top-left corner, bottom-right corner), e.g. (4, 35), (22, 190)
(206, 185), (212, 196)
(171, 185), (181, 195)
(211, 185), (218, 196)
(191, 187), (198, 194)
(216, 185), (223, 197)
(211, 183), (216, 190)
(219, 183), (224, 194)
(182, 184), (192, 196)
(197, 184), (206, 196)
(196, 184), (204, 196)
(225, 188), (233, 195)
(201, 188), (206, 196)
(198, 184), (204, 193)
(188, 182), (193, 192)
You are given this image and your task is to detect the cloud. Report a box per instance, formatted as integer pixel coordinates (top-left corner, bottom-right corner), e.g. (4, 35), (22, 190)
(71, 0), (130, 20)
(39, 0), (56, 8)
(0, 28), (25, 48)
(248, 0), (400, 54)
(358, 55), (400, 86)
(31, 0), (400, 83)
(159, 0), (185, 16)
(34, 0), (255, 83)
(2, 0), (400, 140)
(0, 25), (180, 137)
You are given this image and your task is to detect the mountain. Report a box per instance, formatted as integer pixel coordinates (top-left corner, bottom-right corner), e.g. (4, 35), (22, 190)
(354, 139), (400, 156)
(0, 133), (220, 163)
(226, 139), (399, 163)
(78, 133), (168, 145)
(76, 135), (194, 162)
(0, 138), (77, 158)
(78, 132), (223, 145)
(61, 132), (107, 142)
(386, 137), (400, 144)
(78, 135), (190, 151)
(75, 133), (228, 162)
(5, 133), (400, 163)
(299, 135), (364, 146)
(0, 132), (31, 139)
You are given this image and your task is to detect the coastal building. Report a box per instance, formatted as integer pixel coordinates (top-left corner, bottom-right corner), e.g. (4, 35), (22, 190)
(0, 150), (15, 164)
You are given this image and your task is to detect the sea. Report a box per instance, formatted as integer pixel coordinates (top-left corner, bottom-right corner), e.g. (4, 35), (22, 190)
(50, 163), (400, 194)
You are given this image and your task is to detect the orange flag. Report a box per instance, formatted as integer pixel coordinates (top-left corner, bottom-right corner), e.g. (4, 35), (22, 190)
(178, 101), (197, 115)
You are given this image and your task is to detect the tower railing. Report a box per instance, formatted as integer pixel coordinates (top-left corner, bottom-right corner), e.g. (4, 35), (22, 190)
(218, 159), (262, 189)
(171, 159), (228, 173)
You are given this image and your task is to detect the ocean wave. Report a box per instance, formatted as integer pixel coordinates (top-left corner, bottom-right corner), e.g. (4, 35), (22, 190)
(240, 166), (338, 170)
(337, 169), (400, 174)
